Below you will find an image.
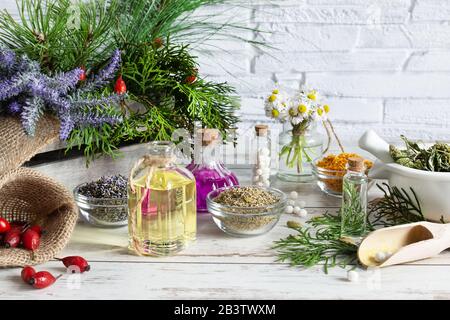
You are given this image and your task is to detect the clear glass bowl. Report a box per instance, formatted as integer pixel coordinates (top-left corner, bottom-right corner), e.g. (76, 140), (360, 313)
(73, 183), (128, 228)
(206, 186), (287, 237)
(312, 156), (373, 198)
(312, 163), (346, 197)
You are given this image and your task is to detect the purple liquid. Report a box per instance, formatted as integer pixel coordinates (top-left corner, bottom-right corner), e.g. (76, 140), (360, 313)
(187, 162), (239, 213)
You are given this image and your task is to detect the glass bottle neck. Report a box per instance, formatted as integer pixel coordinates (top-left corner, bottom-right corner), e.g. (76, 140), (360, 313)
(193, 144), (221, 165)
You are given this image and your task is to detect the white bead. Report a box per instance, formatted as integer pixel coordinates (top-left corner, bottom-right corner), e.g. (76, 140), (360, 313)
(287, 200), (296, 206)
(261, 173), (270, 180)
(347, 270), (359, 282)
(256, 182), (264, 187)
(258, 159), (269, 167)
(256, 169), (263, 175)
(260, 148), (270, 156)
(298, 200), (306, 208)
(285, 205), (294, 214)
(293, 206), (301, 214)
(374, 251), (387, 263)
(289, 191), (298, 200)
(299, 209), (308, 218)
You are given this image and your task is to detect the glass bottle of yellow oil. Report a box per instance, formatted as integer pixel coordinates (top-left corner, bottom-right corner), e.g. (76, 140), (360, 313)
(128, 141), (196, 256)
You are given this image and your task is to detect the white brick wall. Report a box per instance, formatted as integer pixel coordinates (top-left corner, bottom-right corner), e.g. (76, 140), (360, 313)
(3, 0), (450, 145)
(194, 0), (450, 144)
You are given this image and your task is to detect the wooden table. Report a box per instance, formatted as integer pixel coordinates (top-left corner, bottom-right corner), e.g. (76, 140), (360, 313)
(1, 155), (450, 300)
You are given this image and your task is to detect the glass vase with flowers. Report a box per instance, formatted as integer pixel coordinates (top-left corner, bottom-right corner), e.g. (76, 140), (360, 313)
(264, 87), (343, 182)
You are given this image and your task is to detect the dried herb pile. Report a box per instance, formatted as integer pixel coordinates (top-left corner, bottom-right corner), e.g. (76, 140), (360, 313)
(390, 135), (450, 172)
(212, 187), (281, 232)
(213, 187), (279, 208)
(78, 175), (128, 199)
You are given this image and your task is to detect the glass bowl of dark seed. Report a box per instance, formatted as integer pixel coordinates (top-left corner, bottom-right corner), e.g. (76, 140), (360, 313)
(74, 175), (128, 228)
(206, 186), (287, 237)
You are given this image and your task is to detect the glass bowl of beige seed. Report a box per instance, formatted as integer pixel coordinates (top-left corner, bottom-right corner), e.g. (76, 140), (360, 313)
(206, 186), (287, 237)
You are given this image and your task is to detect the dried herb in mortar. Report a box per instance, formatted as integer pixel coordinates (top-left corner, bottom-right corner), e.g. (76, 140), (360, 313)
(390, 135), (450, 172)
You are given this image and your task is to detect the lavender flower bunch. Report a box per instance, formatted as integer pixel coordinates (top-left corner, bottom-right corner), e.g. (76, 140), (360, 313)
(0, 47), (123, 140)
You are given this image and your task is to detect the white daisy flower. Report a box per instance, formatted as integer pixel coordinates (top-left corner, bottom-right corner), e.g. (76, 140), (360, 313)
(291, 116), (303, 125)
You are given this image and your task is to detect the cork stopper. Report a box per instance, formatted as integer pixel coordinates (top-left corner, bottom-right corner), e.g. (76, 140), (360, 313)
(347, 157), (365, 172)
(197, 128), (220, 146)
(255, 124), (269, 137)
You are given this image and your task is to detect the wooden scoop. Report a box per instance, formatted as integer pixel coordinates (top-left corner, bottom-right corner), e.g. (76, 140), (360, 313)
(358, 222), (450, 267)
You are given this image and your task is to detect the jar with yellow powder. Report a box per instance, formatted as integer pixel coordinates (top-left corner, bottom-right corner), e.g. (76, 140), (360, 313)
(312, 152), (373, 197)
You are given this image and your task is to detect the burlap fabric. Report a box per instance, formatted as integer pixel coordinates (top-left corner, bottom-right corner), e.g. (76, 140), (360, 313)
(0, 116), (60, 174)
(0, 116), (78, 267)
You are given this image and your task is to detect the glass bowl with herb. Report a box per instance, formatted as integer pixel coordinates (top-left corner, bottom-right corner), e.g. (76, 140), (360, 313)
(73, 175), (128, 228)
(312, 152), (373, 197)
(206, 186), (287, 237)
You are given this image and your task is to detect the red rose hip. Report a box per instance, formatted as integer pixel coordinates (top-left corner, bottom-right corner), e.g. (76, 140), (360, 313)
(29, 225), (45, 236)
(4, 230), (21, 248)
(29, 271), (59, 289)
(22, 229), (40, 251)
(21, 266), (36, 284)
(0, 217), (10, 233)
(58, 256), (91, 273)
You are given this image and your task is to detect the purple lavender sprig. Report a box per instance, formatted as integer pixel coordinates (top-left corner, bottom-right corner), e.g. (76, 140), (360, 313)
(0, 46), (123, 139)
(81, 49), (121, 92)
(70, 94), (121, 107)
(72, 112), (122, 128)
(51, 68), (84, 94)
(21, 96), (44, 135)
(0, 46), (15, 73)
(7, 101), (21, 114)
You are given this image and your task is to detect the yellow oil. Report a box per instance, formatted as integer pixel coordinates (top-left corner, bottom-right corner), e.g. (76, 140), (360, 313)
(128, 169), (196, 256)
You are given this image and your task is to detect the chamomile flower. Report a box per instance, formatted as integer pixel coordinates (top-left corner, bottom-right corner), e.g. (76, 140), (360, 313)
(307, 90), (317, 101)
(300, 86), (322, 103)
(264, 89), (289, 120)
(288, 107), (298, 117)
(314, 107), (327, 121)
(291, 116), (303, 125)
(297, 103), (309, 115)
(263, 87), (330, 126)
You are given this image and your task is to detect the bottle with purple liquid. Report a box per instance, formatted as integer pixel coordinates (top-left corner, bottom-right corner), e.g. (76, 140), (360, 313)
(187, 128), (239, 213)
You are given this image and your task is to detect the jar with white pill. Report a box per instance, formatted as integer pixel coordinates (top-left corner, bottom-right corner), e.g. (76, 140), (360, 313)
(251, 125), (272, 188)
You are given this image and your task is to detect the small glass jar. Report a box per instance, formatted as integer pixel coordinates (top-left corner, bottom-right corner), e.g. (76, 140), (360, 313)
(251, 124), (271, 187)
(277, 121), (323, 183)
(340, 157), (368, 238)
(186, 129), (239, 213)
(128, 141), (197, 256)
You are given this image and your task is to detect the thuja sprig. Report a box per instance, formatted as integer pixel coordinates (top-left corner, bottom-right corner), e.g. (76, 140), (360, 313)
(274, 183), (430, 273)
(369, 183), (425, 228)
(274, 213), (359, 274)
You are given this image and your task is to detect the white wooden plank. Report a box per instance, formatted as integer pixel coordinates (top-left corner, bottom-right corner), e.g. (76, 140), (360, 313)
(58, 210), (318, 264)
(1, 261), (449, 300)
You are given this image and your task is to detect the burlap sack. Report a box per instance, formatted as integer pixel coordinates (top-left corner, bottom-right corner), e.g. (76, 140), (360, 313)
(0, 115), (60, 174)
(0, 116), (79, 267)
